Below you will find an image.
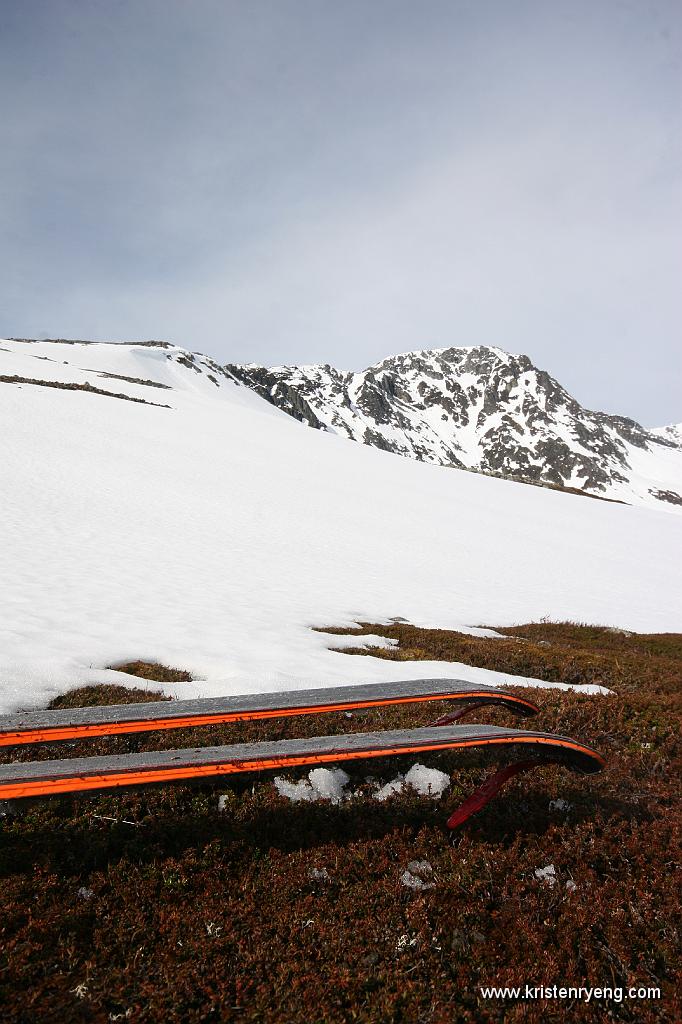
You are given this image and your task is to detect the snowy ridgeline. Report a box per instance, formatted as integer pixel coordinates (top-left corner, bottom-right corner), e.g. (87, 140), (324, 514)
(1, 338), (681, 714)
(227, 346), (682, 511)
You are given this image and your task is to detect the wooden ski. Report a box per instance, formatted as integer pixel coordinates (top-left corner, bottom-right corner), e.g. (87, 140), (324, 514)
(0, 723), (604, 803)
(0, 678), (539, 747)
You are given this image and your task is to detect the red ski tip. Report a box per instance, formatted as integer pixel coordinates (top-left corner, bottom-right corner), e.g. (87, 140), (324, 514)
(431, 705), (481, 726)
(446, 760), (545, 830)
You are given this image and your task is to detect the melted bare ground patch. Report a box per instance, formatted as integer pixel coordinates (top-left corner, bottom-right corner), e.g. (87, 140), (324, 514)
(0, 375), (171, 408)
(80, 369), (172, 389)
(317, 620), (682, 690)
(8, 338), (172, 348)
(48, 684), (170, 710)
(108, 661), (193, 683)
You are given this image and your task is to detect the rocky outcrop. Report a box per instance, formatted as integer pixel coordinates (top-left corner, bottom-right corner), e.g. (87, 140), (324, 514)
(226, 346), (681, 508)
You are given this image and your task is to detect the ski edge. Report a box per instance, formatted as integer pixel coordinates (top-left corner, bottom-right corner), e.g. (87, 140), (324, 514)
(0, 727), (605, 800)
(0, 683), (540, 746)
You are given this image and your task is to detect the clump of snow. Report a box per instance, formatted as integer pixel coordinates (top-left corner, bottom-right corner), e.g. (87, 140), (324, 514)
(400, 860), (435, 890)
(217, 794), (230, 812)
(274, 767), (350, 805)
(274, 762), (451, 808)
(309, 767), (350, 802)
(273, 777), (317, 803)
(534, 864), (557, 887)
(565, 879), (577, 892)
(309, 867), (331, 883)
(549, 798), (570, 812)
(77, 886), (94, 900)
(404, 764), (451, 798)
(374, 764), (450, 802)
(325, 633), (399, 651)
(374, 776), (407, 802)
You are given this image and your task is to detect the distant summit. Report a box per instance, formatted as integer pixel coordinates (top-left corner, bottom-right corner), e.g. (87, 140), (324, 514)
(226, 346), (682, 508)
(650, 422), (682, 449)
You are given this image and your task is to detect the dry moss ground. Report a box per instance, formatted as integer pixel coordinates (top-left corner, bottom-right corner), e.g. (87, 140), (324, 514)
(0, 623), (680, 1023)
(107, 662), (193, 685)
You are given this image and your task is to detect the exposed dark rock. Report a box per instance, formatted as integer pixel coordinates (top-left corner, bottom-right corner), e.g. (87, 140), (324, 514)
(650, 488), (682, 506)
(0, 375), (171, 408)
(225, 364), (329, 431)
(224, 346), (678, 505)
(80, 370), (172, 389)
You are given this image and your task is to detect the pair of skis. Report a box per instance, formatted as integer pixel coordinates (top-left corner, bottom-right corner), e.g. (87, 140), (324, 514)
(0, 678), (604, 828)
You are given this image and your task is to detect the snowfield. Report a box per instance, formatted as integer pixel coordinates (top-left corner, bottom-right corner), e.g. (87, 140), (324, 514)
(1, 339), (680, 714)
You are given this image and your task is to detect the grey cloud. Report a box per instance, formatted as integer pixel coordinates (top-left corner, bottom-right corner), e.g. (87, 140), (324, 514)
(1, 0), (680, 423)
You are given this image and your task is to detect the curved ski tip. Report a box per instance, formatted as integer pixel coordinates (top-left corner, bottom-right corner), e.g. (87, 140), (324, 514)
(431, 692), (539, 726)
(512, 696), (541, 717)
(446, 745), (606, 831)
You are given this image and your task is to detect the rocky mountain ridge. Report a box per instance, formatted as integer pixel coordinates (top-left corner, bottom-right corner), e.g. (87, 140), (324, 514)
(651, 422), (682, 449)
(226, 346), (682, 509)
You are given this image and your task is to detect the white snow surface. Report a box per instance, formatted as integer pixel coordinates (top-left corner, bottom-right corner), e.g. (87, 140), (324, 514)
(274, 764), (449, 807)
(534, 864), (558, 887)
(1, 339), (681, 714)
(650, 422), (682, 448)
(274, 768), (351, 804)
(374, 765), (451, 801)
(400, 860), (435, 890)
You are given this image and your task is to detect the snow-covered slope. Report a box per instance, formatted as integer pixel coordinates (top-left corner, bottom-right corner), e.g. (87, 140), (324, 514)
(650, 422), (682, 448)
(1, 336), (247, 404)
(227, 347), (682, 511)
(1, 338), (681, 715)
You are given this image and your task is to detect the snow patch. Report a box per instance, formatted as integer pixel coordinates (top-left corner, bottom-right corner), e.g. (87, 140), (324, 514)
(274, 768), (350, 805)
(325, 633), (399, 651)
(374, 777), (407, 802)
(374, 764), (451, 801)
(405, 764), (451, 797)
(309, 867), (331, 883)
(400, 860), (435, 890)
(534, 864), (557, 887)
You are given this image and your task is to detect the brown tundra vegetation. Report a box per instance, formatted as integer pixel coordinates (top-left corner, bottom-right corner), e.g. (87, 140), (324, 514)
(0, 622), (679, 1023)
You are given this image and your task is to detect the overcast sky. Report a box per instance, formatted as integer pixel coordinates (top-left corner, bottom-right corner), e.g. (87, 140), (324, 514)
(1, 1), (680, 424)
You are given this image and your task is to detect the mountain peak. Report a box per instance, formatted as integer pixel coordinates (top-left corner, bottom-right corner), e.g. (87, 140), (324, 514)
(226, 348), (682, 510)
